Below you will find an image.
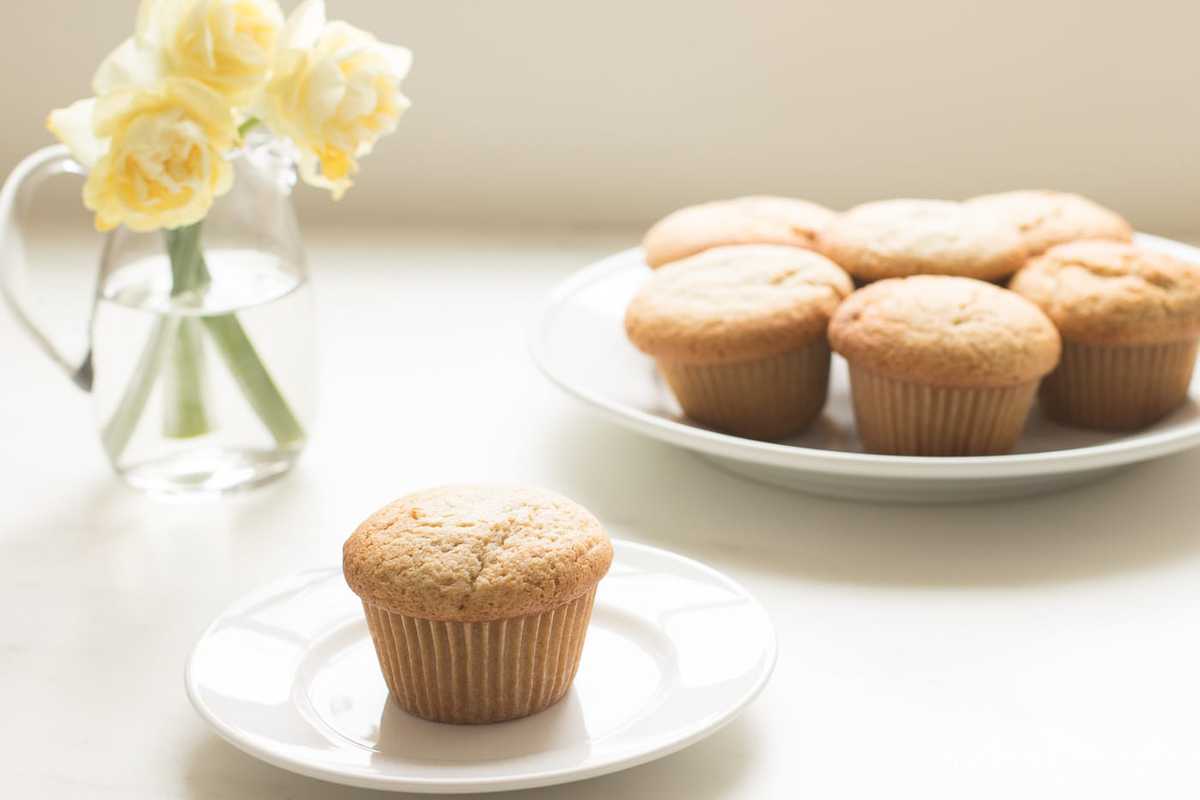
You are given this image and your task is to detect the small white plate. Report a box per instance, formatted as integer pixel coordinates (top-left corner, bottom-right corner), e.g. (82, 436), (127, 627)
(531, 234), (1200, 503)
(186, 541), (776, 794)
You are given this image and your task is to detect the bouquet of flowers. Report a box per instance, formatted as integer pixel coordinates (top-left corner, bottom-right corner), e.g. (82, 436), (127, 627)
(45, 0), (411, 461)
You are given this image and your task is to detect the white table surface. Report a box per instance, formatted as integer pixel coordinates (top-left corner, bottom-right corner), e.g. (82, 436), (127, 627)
(5, 227), (1200, 799)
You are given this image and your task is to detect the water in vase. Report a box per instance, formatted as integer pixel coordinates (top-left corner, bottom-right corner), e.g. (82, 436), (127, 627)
(91, 249), (316, 493)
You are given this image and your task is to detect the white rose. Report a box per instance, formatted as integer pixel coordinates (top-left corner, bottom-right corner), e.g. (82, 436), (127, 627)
(48, 78), (237, 232)
(95, 0), (284, 105)
(257, 0), (412, 199)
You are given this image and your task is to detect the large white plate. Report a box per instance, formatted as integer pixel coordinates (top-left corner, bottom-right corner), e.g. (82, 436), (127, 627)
(531, 234), (1200, 503)
(185, 541), (776, 794)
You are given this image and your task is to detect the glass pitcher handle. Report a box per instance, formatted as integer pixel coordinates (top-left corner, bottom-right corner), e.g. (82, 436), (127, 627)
(0, 144), (93, 390)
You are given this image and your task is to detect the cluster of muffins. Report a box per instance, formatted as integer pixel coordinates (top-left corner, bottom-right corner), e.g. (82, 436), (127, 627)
(627, 192), (1200, 455)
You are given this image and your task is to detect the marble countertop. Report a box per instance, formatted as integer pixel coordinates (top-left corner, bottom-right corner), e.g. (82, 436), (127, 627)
(5, 228), (1200, 799)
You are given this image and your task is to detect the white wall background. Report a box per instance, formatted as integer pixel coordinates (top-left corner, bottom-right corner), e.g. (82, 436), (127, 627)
(2, 0), (1198, 233)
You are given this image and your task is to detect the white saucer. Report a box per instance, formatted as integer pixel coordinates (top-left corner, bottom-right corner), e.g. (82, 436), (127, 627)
(185, 541), (776, 794)
(531, 233), (1200, 503)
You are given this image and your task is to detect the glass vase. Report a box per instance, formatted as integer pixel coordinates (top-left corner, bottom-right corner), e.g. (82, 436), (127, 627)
(0, 136), (317, 494)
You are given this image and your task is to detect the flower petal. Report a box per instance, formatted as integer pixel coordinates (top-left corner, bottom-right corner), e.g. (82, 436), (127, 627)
(164, 77), (238, 149)
(135, 0), (160, 41)
(304, 58), (346, 126)
(93, 37), (164, 94)
(136, 0), (189, 44)
(297, 147), (352, 200)
(376, 44), (413, 80)
(46, 98), (105, 168)
(283, 0), (326, 50)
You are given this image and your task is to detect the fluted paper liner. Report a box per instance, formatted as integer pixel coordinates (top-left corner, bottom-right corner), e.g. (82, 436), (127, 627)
(658, 339), (831, 440)
(1039, 339), (1199, 431)
(848, 366), (1038, 456)
(362, 587), (597, 724)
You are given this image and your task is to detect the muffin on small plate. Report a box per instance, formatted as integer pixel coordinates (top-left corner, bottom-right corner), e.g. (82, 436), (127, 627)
(829, 275), (1061, 456)
(344, 485), (613, 724)
(817, 198), (1027, 283)
(642, 196), (835, 268)
(967, 190), (1133, 257)
(626, 244), (853, 440)
(1010, 240), (1200, 430)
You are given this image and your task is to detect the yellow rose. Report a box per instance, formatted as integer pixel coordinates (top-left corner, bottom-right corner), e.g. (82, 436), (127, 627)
(96, 0), (284, 105)
(258, 0), (412, 199)
(47, 78), (236, 232)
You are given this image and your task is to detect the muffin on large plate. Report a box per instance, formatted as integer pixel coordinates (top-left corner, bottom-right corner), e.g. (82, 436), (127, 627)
(626, 244), (853, 440)
(344, 485), (613, 724)
(642, 196), (835, 268)
(829, 275), (1061, 455)
(967, 190), (1132, 257)
(817, 199), (1027, 283)
(1010, 240), (1200, 430)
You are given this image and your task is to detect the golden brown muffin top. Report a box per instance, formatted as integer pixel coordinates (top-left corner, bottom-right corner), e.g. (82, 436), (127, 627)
(642, 196), (835, 268)
(344, 486), (613, 622)
(816, 198), (1027, 282)
(829, 275), (1061, 387)
(967, 190), (1133, 257)
(625, 244), (853, 365)
(1010, 240), (1200, 345)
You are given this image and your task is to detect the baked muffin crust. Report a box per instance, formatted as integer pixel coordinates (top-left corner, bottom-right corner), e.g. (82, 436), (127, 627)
(1010, 240), (1200, 345)
(344, 486), (613, 621)
(967, 190), (1132, 256)
(829, 275), (1061, 387)
(642, 196), (835, 268)
(625, 244), (853, 364)
(817, 199), (1027, 282)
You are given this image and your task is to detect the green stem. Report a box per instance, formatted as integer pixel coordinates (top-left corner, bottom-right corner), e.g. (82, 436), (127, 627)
(203, 314), (305, 447)
(101, 316), (177, 459)
(163, 318), (210, 437)
(237, 117), (261, 138)
(167, 222), (211, 293)
(162, 224), (213, 438)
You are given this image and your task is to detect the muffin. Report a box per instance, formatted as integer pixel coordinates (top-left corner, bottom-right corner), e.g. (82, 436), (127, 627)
(642, 195), (835, 268)
(344, 485), (613, 724)
(816, 199), (1027, 283)
(829, 276), (1061, 455)
(626, 244), (853, 440)
(1010, 240), (1200, 430)
(967, 190), (1133, 257)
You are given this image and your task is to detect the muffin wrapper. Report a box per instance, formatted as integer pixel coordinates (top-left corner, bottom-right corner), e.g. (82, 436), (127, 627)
(362, 587), (597, 724)
(1039, 339), (1198, 431)
(848, 366), (1038, 456)
(658, 340), (831, 440)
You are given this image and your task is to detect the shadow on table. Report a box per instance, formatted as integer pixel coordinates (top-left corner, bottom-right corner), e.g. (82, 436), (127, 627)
(543, 413), (1200, 588)
(182, 713), (761, 799)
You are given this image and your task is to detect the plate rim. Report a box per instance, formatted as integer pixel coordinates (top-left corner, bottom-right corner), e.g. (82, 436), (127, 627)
(184, 540), (778, 794)
(530, 234), (1200, 480)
